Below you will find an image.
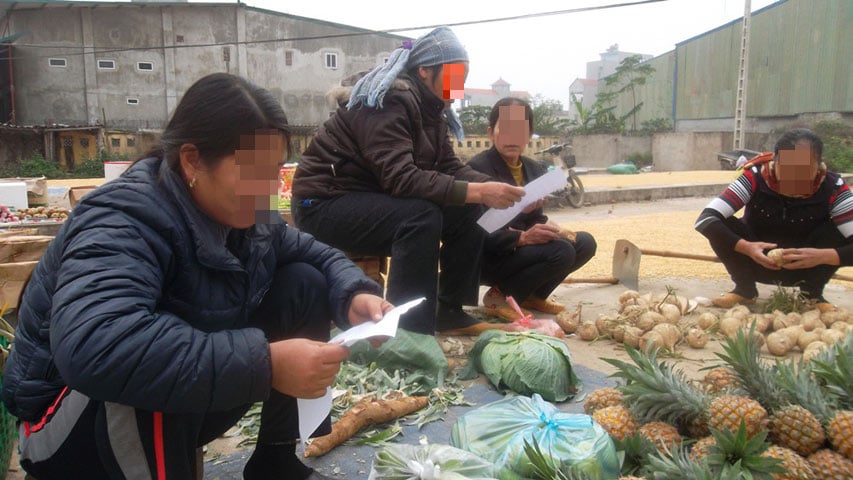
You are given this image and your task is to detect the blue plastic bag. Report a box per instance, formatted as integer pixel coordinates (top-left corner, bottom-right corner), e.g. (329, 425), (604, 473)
(450, 394), (619, 479)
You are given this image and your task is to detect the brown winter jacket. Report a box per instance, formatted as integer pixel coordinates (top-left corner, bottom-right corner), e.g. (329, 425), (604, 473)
(292, 73), (492, 205)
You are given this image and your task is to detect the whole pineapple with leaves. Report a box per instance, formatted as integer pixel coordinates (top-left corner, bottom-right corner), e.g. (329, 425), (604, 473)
(716, 328), (827, 457)
(604, 345), (768, 439)
(701, 366), (740, 395)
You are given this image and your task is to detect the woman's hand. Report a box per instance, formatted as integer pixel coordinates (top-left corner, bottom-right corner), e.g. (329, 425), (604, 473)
(518, 223), (561, 246)
(348, 293), (394, 347)
(269, 339), (350, 398)
(348, 293), (394, 326)
(781, 248), (840, 270)
(734, 239), (780, 270)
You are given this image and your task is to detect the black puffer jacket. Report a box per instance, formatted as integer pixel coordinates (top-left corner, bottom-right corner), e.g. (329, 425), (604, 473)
(2, 157), (380, 422)
(292, 73), (491, 206)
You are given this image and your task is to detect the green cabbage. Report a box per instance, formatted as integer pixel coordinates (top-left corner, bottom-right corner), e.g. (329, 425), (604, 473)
(466, 330), (581, 402)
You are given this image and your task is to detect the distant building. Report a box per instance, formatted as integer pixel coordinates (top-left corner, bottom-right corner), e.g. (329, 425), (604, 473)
(0, 1), (404, 130)
(461, 78), (531, 109)
(568, 44), (652, 122)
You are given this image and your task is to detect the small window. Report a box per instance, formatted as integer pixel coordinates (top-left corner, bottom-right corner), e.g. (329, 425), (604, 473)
(80, 138), (89, 148)
(475, 141), (481, 148)
(457, 141), (463, 148)
(126, 98), (139, 105)
(98, 59), (116, 70)
(466, 141), (472, 148)
(49, 58), (67, 68)
(285, 51), (293, 66)
(126, 138), (136, 147)
(324, 52), (338, 69)
(137, 62), (154, 71)
(111, 138), (121, 147)
(175, 34), (184, 43)
(485, 141), (491, 147)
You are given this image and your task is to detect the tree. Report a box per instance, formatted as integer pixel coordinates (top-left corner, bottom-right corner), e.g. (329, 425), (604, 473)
(569, 94), (627, 135)
(458, 105), (492, 135)
(598, 55), (656, 132)
(531, 95), (570, 136)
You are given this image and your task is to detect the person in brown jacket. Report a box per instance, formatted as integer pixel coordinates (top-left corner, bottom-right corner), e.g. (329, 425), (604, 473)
(292, 27), (523, 336)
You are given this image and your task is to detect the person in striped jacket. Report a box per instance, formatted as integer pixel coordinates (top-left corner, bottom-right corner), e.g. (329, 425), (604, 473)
(695, 128), (852, 311)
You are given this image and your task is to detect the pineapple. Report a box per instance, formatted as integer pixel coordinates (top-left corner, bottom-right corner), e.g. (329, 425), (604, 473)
(806, 449), (853, 479)
(762, 445), (816, 480)
(702, 366), (740, 395)
(606, 345), (768, 438)
(591, 404), (638, 442)
(707, 394), (768, 438)
(808, 332), (853, 410)
(638, 421), (681, 453)
(768, 405), (825, 457)
(583, 387), (623, 414)
(827, 410), (853, 460)
(689, 435), (716, 463)
(718, 330), (827, 453)
(643, 422), (782, 479)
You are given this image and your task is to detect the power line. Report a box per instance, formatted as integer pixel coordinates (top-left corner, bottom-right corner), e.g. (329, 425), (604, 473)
(2, 0), (667, 60)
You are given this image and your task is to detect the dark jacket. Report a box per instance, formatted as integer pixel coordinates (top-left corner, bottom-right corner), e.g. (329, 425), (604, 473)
(292, 74), (491, 206)
(468, 147), (549, 255)
(2, 157), (380, 422)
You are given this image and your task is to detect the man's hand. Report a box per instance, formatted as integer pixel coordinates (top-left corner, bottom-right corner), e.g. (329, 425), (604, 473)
(269, 339), (349, 398)
(467, 182), (525, 209)
(734, 239), (780, 270)
(518, 223), (561, 246)
(781, 248), (840, 270)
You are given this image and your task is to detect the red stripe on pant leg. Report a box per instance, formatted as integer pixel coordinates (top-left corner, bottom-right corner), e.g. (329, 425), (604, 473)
(153, 412), (166, 479)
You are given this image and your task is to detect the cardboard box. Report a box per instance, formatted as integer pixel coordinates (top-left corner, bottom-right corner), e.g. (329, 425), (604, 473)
(0, 235), (55, 263)
(0, 260), (39, 308)
(69, 186), (98, 208)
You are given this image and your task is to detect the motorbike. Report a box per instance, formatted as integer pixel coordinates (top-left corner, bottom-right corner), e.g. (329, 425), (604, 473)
(535, 143), (585, 208)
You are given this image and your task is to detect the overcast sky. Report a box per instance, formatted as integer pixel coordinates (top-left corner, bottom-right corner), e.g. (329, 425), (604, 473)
(229, 0), (779, 108)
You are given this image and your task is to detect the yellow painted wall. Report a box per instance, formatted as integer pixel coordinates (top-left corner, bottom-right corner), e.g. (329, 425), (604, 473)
(57, 131), (98, 169)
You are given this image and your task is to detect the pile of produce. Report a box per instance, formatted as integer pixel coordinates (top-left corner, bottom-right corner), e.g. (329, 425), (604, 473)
(582, 330), (853, 479)
(560, 286), (853, 359)
(0, 205), (19, 223)
(16, 206), (69, 221)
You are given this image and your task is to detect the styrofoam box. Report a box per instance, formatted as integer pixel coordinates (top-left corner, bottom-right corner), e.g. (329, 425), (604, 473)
(0, 181), (28, 210)
(104, 161), (132, 182)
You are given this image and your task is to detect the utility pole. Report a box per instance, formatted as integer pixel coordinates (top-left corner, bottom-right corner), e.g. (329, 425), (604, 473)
(733, 0), (752, 150)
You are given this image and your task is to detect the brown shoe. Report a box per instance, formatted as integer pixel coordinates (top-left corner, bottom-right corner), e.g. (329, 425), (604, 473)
(481, 304), (528, 322)
(712, 292), (756, 308)
(482, 287), (531, 322)
(816, 302), (836, 313)
(521, 296), (566, 314)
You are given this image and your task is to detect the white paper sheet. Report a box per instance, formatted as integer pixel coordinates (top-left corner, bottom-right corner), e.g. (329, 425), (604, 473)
(476, 168), (568, 233)
(297, 297), (426, 447)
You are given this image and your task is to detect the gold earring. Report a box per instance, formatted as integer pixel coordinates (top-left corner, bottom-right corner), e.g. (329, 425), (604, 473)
(189, 177), (197, 188)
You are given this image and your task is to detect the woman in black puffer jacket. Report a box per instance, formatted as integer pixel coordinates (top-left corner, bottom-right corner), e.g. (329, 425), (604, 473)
(1, 73), (389, 480)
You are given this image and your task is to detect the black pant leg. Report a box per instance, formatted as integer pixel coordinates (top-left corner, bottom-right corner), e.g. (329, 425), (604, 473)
(294, 193), (454, 334)
(249, 262), (335, 443)
(437, 204), (486, 307)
